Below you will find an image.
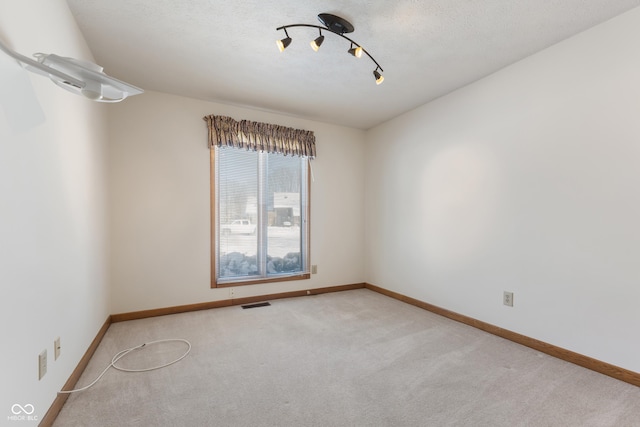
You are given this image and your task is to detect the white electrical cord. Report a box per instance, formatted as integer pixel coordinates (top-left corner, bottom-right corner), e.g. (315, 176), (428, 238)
(58, 338), (192, 394)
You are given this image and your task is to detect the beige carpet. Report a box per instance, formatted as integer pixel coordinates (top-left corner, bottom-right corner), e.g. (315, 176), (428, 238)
(53, 289), (640, 426)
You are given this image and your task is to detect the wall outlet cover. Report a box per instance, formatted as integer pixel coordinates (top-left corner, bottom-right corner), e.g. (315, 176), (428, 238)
(38, 349), (47, 380)
(503, 291), (514, 307)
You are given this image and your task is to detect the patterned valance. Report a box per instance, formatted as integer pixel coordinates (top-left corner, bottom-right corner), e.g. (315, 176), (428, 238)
(203, 115), (316, 158)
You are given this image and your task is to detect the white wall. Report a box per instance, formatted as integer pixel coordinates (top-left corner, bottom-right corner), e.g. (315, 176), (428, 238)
(0, 0), (110, 421)
(365, 7), (640, 373)
(108, 91), (366, 313)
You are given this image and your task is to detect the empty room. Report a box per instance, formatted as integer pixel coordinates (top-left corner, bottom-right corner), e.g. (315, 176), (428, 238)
(1, 0), (639, 426)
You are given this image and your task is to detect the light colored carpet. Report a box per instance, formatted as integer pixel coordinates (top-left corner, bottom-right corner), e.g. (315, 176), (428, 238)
(53, 289), (640, 426)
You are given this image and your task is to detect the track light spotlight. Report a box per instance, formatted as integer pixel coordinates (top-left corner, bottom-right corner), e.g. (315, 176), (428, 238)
(277, 37), (292, 52)
(277, 29), (292, 52)
(310, 29), (324, 52)
(276, 13), (385, 85)
(310, 35), (324, 51)
(373, 68), (384, 85)
(348, 44), (363, 58)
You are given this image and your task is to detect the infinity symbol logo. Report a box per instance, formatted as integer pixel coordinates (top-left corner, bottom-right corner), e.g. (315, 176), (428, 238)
(11, 404), (35, 415)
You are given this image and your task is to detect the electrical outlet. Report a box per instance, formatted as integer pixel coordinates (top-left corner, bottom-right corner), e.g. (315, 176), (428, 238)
(54, 337), (61, 360)
(311, 265), (318, 274)
(38, 349), (47, 380)
(229, 288), (235, 298)
(503, 291), (514, 307)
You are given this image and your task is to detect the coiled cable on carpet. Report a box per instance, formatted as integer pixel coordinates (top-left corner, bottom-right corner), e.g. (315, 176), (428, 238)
(58, 338), (192, 394)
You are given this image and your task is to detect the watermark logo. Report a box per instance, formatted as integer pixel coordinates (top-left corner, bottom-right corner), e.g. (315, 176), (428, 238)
(8, 404), (38, 422)
(11, 405), (34, 415)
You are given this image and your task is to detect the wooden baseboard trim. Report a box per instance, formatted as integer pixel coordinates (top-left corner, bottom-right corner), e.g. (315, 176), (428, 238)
(111, 299), (231, 323)
(365, 283), (640, 387)
(39, 316), (112, 427)
(111, 283), (366, 323)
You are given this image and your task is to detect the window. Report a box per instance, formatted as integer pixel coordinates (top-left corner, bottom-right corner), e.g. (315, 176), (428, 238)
(211, 146), (310, 286)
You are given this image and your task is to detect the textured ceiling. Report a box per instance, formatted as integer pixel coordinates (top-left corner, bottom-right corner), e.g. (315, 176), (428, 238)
(65, 0), (640, 129)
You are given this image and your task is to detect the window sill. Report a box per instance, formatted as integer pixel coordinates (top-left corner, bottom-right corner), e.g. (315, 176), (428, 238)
(212, 273), (311, 288)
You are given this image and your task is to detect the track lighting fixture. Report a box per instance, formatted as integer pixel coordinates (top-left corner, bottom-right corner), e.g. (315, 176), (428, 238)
(0, 39), (142, 102)
(276, 13), (384, 85)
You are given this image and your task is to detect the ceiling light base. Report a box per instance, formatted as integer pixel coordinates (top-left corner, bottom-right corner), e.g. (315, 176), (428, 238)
(317, 13), (354, 34)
